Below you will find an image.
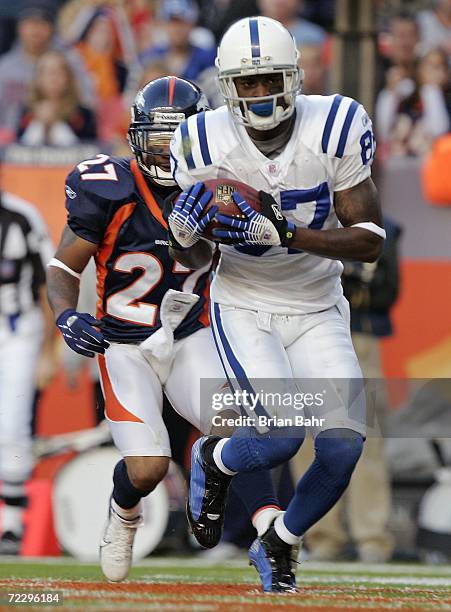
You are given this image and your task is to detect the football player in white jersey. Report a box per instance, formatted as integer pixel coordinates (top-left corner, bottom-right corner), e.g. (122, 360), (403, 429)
(168, 17), (386, 592)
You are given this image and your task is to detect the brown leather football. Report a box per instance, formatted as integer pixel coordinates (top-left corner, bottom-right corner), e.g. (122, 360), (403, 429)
(200, 178), (261, 241)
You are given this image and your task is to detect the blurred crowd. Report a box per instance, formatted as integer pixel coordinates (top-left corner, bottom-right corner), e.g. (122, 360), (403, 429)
(0, 0), (330, 150)
(0, 0), (449, 158)
(376, 3), (451, 159)
(0, 0), (449, 159)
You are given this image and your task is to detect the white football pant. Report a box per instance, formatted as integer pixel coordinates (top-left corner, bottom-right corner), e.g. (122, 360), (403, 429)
(0, 308), (43, 483)
(98, 327), (226, 457)
(210, 297), (366, 438)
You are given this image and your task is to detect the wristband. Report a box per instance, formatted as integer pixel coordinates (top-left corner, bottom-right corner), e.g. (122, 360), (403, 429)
(280, 222), (297, 247)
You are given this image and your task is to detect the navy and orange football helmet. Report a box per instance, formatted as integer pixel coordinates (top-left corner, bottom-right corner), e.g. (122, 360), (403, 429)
(128, 76), (209, 185)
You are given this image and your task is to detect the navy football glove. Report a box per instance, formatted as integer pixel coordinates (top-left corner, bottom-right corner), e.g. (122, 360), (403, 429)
(168, 182), (218, 248)
(212, 190), (296, 247)
(56, 309), (110, 358)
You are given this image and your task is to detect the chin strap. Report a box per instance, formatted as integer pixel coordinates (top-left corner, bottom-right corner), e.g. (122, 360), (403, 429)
(138, 160), (176, 186)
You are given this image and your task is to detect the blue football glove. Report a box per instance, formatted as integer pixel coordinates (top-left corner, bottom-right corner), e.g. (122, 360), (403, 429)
(56, 309), (110, 358)
(162, 190), (187, 251)
(213, 191), (296, 247)
(168, 182), (218, 248)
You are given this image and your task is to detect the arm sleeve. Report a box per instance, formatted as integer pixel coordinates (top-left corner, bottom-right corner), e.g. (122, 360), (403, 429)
(334, 104), (375, 192)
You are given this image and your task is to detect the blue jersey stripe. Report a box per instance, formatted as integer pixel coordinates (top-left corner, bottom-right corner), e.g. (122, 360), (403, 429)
(321, 94), (343, 154)
(213, 303), (269, 420)
(335, 100), (359, 158)
(196, 112), (212, 167)
(209, 301), (236, 392)
(180, 121), (195, 170)
(169, 150), (178, 179)
(249, 18), (260, 58)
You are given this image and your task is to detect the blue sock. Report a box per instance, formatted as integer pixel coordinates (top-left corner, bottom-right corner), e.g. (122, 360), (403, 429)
(283, 428), (364, 537)
(230, 470), (279, 518)
(221, 426), (305, 472)
(112, 459), (147, 509)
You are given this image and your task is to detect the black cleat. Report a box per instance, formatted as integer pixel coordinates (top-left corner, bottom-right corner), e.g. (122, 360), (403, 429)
(249, 521), (298, 593)
(187, 436), (232, 548)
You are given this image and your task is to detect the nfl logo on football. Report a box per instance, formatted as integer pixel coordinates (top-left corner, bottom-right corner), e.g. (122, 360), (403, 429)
(215, 185), (236, 206)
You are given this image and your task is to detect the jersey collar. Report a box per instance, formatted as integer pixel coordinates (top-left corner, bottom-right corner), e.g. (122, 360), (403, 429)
(131, 159), (168, 229)
(232, 101), (302, 183)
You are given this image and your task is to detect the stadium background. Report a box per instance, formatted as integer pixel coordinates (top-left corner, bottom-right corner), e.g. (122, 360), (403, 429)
(0, 0), (450, 572)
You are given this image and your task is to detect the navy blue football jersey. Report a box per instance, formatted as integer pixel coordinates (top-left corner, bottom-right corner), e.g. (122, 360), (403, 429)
(65, 155), (211, 342)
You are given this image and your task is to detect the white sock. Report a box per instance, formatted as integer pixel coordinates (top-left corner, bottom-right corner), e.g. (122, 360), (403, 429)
(274, 514), (300, 545)
(2, 505), (24, 536)
(252, 506), (283, 536)
(111, 498), (141, 521)
(212, 438), (237, 476)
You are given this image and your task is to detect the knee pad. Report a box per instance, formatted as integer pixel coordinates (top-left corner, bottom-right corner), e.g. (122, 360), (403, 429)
(314, 428), (364, 486)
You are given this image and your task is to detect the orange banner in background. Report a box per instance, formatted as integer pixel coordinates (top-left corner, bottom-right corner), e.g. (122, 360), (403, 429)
(2, 164), (71, 243)
(381, 260), (451, 379)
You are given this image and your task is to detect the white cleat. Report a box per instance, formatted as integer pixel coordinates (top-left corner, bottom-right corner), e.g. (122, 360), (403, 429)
(100, 503), (143, 582)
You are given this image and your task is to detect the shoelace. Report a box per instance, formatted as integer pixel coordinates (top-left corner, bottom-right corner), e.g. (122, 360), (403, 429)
(266, 544), (300, 588)
(106, 513), (140, 562)
(204, 469), (230, 514)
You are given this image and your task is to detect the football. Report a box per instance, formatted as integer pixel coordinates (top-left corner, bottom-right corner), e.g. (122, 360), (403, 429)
(200, 178), (262, 241)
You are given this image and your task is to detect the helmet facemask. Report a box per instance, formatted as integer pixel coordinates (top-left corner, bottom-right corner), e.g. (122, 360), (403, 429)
(219, 66), (302, 131)
(128, 128), (175, 186)
(128, 112), (185, 186)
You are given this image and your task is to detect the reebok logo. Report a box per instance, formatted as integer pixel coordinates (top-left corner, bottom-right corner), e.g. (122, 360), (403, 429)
(271, 204), (283, 221)
(65, 185), (77, 199)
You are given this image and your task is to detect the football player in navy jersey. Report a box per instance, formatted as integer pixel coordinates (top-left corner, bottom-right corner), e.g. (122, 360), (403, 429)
(46, 77), (283, 584)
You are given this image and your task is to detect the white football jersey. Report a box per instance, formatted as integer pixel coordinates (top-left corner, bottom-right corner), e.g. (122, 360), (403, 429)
(170, 94), (375, 314)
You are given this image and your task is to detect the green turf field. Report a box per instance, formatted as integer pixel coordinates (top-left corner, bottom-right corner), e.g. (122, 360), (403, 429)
(0, 557), (450, 610)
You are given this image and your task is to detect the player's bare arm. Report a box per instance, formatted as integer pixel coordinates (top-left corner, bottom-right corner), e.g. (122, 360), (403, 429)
(288, 177), (384, 262)
(47, 225), (97, 319)
(48, 225), (108, 358)
(168, 240), (213, 270)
